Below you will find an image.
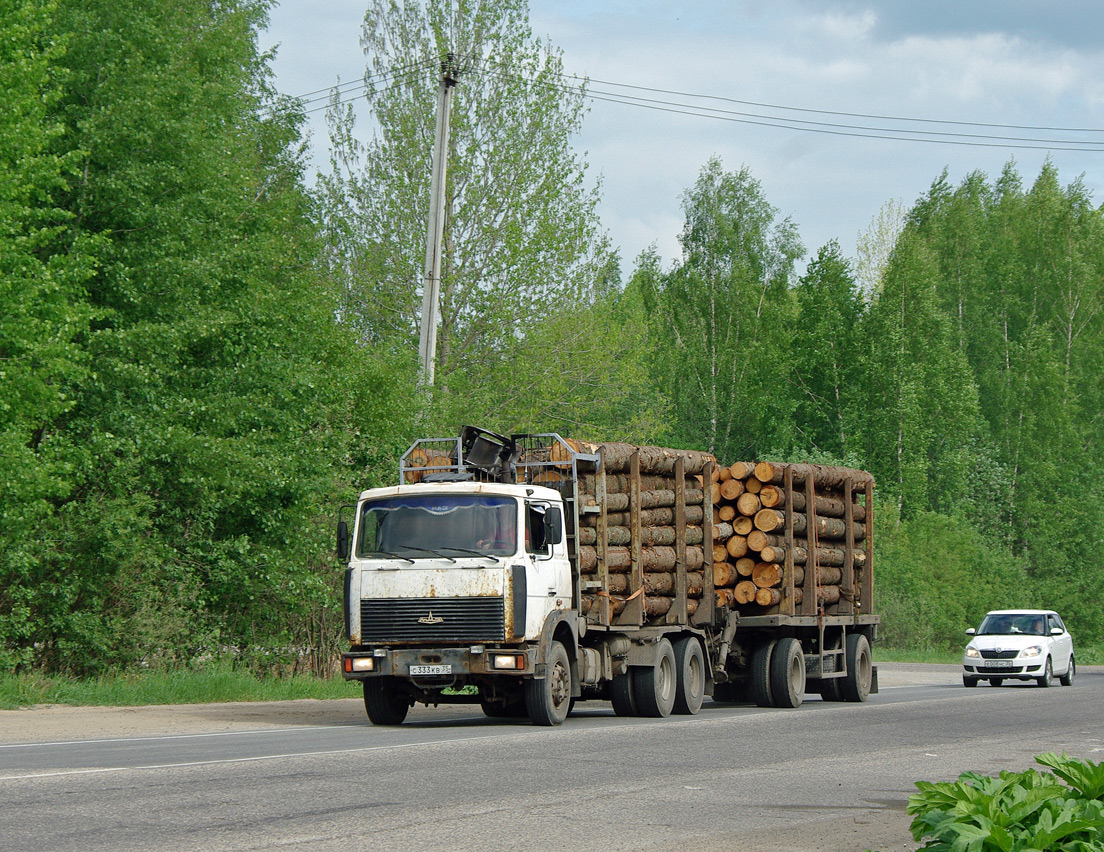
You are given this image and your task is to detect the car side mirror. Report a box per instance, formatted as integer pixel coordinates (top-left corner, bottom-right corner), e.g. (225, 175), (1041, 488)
(965, 627), (976, 635)
(336, 520), (350, 560)
(1050, 627), (1063, 636)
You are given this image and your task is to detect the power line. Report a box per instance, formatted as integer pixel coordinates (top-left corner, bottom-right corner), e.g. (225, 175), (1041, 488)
(558, 73), (1104, 137)
(285, 57), (1104, 152)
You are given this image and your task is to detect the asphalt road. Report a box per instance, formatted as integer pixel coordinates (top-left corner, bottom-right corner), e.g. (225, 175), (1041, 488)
(2, 665), (1103, 852)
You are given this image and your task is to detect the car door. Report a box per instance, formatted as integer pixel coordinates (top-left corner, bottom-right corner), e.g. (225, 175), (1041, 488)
(1049, 614), (1073, 672)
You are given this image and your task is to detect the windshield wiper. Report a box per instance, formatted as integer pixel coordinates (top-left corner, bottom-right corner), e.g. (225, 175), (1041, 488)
(437, 547), (501, 563)
(363, 550), (415, 564)
(393, 546), (456, 563)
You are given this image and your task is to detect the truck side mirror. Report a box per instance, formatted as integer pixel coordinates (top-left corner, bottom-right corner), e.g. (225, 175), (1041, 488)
(546, 507), (563, 546)
(336, 520), (350, 560)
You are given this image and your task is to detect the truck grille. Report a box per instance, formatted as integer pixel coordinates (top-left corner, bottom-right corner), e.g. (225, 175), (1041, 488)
(360, 597), (505, 643)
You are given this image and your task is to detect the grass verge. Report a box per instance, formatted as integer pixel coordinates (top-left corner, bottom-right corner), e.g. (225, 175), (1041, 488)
(0, 666), (359, 711)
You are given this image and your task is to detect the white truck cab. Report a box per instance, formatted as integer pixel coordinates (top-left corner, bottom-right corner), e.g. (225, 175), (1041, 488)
(347, 482), (571, 645)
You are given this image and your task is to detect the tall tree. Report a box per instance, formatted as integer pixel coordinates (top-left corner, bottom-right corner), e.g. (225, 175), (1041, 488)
(789, 241), (865, 460)
(318, 0), (611, 426)
(0, 0), (374, 674)
(638, 158), (802, 460)
(0, 0), (94, 669)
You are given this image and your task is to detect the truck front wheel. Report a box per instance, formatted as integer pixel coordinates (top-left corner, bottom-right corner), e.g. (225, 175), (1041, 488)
(363, 678), (410, 725)
(526, 640), (572, 726)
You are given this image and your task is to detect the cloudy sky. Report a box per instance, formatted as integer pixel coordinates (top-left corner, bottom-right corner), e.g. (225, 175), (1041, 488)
(261, 1), (1104, 273)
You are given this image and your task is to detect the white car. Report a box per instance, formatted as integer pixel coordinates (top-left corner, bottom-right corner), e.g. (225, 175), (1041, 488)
(962, 609), (1075, 688)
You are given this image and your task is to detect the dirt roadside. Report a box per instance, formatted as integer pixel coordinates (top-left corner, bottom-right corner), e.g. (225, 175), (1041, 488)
(0, 662), (961, 745)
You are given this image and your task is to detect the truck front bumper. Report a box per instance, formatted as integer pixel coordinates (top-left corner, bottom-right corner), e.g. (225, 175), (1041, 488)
(343, 646), (534, 680)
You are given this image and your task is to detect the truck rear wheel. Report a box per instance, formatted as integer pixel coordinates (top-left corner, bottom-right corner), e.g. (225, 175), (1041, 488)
(609, 670), (638, 716)
(634, 638), (676, 717)
(672, 637), (705, 715)
(750, 639), (776, 707)
(363, 678), (409, 725)
(841, 633), (872, 702)
(769, 637), (806, 708)
(526, 640), (572, 726)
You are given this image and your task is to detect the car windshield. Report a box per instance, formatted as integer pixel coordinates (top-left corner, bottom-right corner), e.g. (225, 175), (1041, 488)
(356, 494), (518, 558)
(977, 614), (1046, 636)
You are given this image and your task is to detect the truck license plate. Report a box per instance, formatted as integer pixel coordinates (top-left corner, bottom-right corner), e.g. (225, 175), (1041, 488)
(410, 664), (452, 676)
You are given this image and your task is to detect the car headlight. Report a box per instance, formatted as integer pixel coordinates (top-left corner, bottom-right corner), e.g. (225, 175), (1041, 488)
(965, 647), (980, 658)
(1021, 645), (1042, 658)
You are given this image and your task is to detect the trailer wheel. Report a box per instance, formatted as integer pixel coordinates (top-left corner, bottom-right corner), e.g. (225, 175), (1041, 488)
(634, 638), (677, 717)
(769, 637), (806, 708)
(750, 639), (776, 707)
(525, 640), (572, 726)
(841, 633), (872, 702)
(363, 678), (409, 725)
(672, 637), (705, 715)
(609, 670), (638, 716)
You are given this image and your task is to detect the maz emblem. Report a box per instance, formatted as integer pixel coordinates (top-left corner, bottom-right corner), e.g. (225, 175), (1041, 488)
(418, 611), (444, 625)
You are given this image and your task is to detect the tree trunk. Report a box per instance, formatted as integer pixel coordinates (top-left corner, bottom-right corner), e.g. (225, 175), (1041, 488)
(758, 485), (867, 521)
(734, 580), (758, 604)
(752, 561), (784, 588)
(725, 535), (748, 558)
(736, 492), (762, 516)
(598, 443), (715, 475)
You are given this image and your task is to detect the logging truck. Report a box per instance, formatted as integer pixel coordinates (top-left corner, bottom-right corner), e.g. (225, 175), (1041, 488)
(337, 426), (878, 726)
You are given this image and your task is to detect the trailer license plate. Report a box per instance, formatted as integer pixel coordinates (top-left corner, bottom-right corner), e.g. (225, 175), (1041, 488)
(410, 664), (451, 676)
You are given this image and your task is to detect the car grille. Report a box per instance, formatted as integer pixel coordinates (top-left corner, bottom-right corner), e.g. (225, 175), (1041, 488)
(360, 597), (505, 643)
(976, 665), (1025, 674)
(979, 649), (1020, 659)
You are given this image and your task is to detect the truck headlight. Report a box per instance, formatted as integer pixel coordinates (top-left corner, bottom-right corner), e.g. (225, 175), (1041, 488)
(493, 654), (526, 670)
(346, 657), (375, 672)
(1021, 645), (1042, 658)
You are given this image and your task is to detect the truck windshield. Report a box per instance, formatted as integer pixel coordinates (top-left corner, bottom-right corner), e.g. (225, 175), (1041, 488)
(356, 494), (518, 559)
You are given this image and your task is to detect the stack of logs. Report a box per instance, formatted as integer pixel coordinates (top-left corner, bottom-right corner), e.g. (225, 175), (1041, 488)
(566, 441), (715, 623)
(710, 461), (870, 615)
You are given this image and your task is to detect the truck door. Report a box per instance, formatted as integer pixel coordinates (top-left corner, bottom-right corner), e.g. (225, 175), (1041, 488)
(522, 501), (571, 638)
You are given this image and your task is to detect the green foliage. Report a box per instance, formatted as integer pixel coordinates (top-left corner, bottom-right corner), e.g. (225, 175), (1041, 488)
(908, 754), (1104, 852)
(874, 503), (1029, 651)
(790, 240), (866, 458)
(318, 0), (616, 415)
(634, 157), (802, 460)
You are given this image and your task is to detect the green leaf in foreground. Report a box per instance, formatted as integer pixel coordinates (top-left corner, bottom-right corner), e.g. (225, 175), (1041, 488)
(908, 755), (1104, 852)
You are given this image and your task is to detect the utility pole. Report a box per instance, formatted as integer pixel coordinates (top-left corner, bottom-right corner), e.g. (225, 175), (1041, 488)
(417, 54), (459, 387)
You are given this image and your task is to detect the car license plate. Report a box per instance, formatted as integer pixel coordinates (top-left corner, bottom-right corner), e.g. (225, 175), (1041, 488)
(986, 659), (1015, 668)
(410, 664), (451, 676)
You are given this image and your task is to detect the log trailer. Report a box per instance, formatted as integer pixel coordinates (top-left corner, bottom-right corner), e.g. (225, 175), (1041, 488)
(337, 426), (878, 726)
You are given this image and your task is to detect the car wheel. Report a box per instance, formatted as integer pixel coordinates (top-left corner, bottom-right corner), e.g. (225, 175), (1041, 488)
(963, 675), (979, 687)
(1059, 656), (1075, 687)
(1036, 657), (1053, 688)
(989, 677), (1003, 687)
